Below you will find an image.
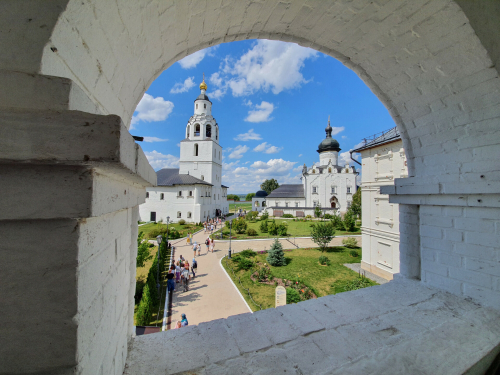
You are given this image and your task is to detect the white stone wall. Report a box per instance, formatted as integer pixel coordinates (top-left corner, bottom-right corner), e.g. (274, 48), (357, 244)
(360, 140), (408, 280)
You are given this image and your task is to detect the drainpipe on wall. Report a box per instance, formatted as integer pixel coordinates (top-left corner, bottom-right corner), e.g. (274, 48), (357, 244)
(350, 150), (361, 165)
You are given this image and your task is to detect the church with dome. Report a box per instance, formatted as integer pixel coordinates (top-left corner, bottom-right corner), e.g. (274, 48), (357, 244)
(262, 118), (358, 217)
(139, 77), (229, 223)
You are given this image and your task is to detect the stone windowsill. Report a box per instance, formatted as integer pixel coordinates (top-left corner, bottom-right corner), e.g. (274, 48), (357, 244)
(124, 279), (500, 374)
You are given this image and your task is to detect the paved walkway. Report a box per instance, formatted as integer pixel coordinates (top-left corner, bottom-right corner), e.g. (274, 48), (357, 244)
(167, 224), (362, 328)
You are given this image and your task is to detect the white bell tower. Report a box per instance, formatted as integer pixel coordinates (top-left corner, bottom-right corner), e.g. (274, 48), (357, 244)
(179, 75), (222, 186)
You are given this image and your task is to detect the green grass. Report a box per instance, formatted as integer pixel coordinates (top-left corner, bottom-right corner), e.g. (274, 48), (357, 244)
(212, 219), (360, 240)
(138, 222), (203, 239)
(221, 246), (376, 312)
(229, 202), (252, 213)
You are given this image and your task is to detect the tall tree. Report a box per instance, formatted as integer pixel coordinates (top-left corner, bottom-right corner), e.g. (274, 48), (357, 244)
(260, 179), (280, 194)
(227, 194), (240, 201)
(245, 193), (256, 201)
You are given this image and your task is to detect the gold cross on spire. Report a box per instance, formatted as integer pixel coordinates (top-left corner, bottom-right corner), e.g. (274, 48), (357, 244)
(199, 73), (207, 90)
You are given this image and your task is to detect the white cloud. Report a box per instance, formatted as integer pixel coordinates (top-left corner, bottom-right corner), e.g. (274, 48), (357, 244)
(145, 150), (180, 170)
(170, 77), (195, 94)
(245, 101), (275, 123)
(341, 135), (348, 139)
(143, 137), (168, 142)
(178, 46), (218, 69)
(207, 40), (318, 99)
(331, 126), (345, 136)
(298, 154), (303, 157)
(243, 99), (253, 107)
(228, 145), (249, 159)
(234, 129), (262, 141)
(253, 142), (282, 154)
(131, 93), (174, 129)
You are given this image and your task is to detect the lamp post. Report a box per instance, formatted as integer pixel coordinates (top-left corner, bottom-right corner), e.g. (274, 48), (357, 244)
(156, 235), (162, 295)
(166, 216), (170, 267)
(228, 219), (233, 259)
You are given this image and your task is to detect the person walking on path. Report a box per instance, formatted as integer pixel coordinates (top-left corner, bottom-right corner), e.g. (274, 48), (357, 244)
(167, 265), (176, 293)
(191, 258), (197, 278)
(197, 243), (201, 256)
(205, 237), (210, 254)
(210, 238), (215, 253)
(175, 261), (181, 283)
(181, 263), (190, 292)
(193, 242), (197, 258)
(180, 313), (188, 326)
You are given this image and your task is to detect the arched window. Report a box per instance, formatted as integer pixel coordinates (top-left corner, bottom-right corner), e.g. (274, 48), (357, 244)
(177, 212), (181, 218)
(186, 125), (190, 138)
(195, 124), (200, 136)
(312, 169), (316, 174)
(194, 143), (198, 156)
(328, 167), (332, 173)
(201, 175), (204, 180)
(146, 192), (149, 198)
(206, 124), (212, 138)
(178, 191), (182, 197)
(262, 201), (266, 207)
(196, 103), (198, 109)
(187, 212), (192, 218)
(160, 193), (164, 200)
(204, 104), (206, 109)
(189, 191), (193, 196)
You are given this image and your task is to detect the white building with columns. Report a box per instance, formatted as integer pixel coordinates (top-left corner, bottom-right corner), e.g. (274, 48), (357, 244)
(353, 127), (408, 280)
(139, 78), (229, 223)
(266, 119), (358, 217)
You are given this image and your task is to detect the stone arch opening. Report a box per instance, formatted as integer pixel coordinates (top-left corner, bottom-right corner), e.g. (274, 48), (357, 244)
(2, 1), (500, 374)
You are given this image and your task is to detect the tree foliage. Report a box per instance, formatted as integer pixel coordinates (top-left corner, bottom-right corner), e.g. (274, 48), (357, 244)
(314, 205), (322, 219)
(137, 231), (153, 268)
(310, 222), (336, 252)
(259, 219), (268, 233)
(245, 193), (256, 201)
(267, 239), (286, 266)
(350, 187), (361, 218)
(232, 217), (248, 233)
(343, 210), (356, 232)
(260, 179), (280, 194)
(227, 194), (240, 201)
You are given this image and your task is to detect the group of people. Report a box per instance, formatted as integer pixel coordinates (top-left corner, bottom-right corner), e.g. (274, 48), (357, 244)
(203, 217), (222, 234)
(167, 255), (197, 293)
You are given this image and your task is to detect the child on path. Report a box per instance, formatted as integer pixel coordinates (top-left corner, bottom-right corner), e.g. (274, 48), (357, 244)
(197, 243), (201, 256)
(180, 313), (188, 326)
(193, 242), (197, 258)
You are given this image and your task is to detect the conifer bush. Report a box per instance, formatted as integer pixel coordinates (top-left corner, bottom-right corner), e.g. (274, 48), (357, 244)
(259, 219), (269, 233)
(267, 239), (286, 266)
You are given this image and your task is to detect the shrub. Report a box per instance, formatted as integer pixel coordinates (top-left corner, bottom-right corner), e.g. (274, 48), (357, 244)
(239, 249), (257, 258)
(268, 220), (278, 236)
(330, 214), (344, 230)
(257, 266), (271, 281)
(310, 222), (336, 252)
(349, 250), (358, 257)
(267, 239), (286, 266)
(305, 215), (312, 219)
(314, 205), (322, 219)
(247, 228), (258, 236)
(137, 231), (152, 267)
(134, 281), (145, 305)
(277, 222), (288, 236)
(343, 212), (356, 232)
(233, 217), (248, 234)
(259, 220), (269, 233)
(234, 256), (254, 271)
(261, 212), (269, 221)
(135, 283), (153, 326)
(286, 288), (301, 304)
(282, 213), (294, 218)
(324, 213), (333, 219)
(148, 227), (181, 240)
(178, 219), (186, 225)
(319, 255), (331, 266)
(342, 237), (359, 248)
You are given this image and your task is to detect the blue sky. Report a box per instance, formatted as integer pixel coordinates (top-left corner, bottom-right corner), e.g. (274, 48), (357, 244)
(131, 40), (396, 194)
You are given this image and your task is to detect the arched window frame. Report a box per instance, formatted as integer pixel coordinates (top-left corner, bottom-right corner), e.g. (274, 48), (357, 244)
(187, 212), (192, 218)
(186, 125), (190, 138)
(206, 124), (212, 138)
(194, 143), (198, 156)
(146, 192), (149, 198)
(177, 211), (182, 218)
(195, 124), (200, 136)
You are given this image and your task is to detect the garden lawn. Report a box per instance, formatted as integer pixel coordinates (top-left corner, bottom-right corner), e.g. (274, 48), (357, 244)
(221, 246), (377, 312)
(229, 202), (252, 213)
(213, 219), (360, 240)
(138, 222), (203, 239)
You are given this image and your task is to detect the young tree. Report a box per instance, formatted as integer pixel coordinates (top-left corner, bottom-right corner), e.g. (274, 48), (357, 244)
(310, 222), (336, 252)
(260, 179), (280, 194)
(227, 194), (240, 201)
(137, 231), (152, 268)
(259, 219), (269, 233)
(314, 204), (322, 219)
(245, 192), (256, 201)
(343, 210), (356, 232)
(350, 187), (361, 218)
(267, 239), (286, 266)
(233, 217), (248, 233)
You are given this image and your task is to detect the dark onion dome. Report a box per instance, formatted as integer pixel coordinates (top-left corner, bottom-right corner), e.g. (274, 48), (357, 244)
(195, 92), (211, 101)
(317, 117), (341, 153)
(255, 190), (268, 197)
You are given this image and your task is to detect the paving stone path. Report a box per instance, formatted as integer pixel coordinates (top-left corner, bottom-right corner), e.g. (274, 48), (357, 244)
(167, 224), (362, 328)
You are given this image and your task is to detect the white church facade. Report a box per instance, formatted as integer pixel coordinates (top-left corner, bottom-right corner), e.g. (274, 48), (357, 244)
(265, 119), (358, 217)
(139, 78), (229, 223)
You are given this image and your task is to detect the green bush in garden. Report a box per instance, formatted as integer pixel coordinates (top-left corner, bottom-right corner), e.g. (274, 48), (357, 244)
(259, 220), (269, 233)
(135, 283), (153, 326)
(286, 288), (301, 304)
(342, 237), (359, 248)
(260, 212), (269, 221)
(282, 214), (294, 218)
(247, 228), (258, 236)
(268, 220), (278, 235)
(178, 219), (186, 225)
(349, 250), (358, 257)
(343, 211), (356, 232)
(233, 217), (248, 234)
(277, 222), (288, 236)
(319, 255), (331, 266)
(330, 214), (344, 230)
(267, 239), (286, 267)
(239, 249), (257, 258)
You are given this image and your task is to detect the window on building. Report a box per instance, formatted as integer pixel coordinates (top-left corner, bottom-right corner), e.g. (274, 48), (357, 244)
(347, 186), (351, 194)
(331, 186), (336, 194)
(194, 143), (198, 156)
(177, 212), (181, 218)
(328, 167), (332, 173)
(295, 202), (299, 207)
(189, 191), (193, 196)
(206, 124), (212, 138)
(201, 175), (204, 180)
(262, 201), (266, 207)
(276, 202), (279, 207)
(160, 193), (164, 200)
(216, 128), (219, 140)
(195, 124), (200, 136)
(285, 202), (289, 207)
(347, 201), (352, 208)
(146, 192), (149, 198)
(204, 104), (206, 109)
(312, 169), (316, 174)
(178, 191), (182, 197)
(312, 186), (318, 194)
(187, 212), (192, 218)
(196, 103), (198, 109)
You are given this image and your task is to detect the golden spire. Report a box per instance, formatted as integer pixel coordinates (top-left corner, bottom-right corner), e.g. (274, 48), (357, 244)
(199, 72), (207, 90)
